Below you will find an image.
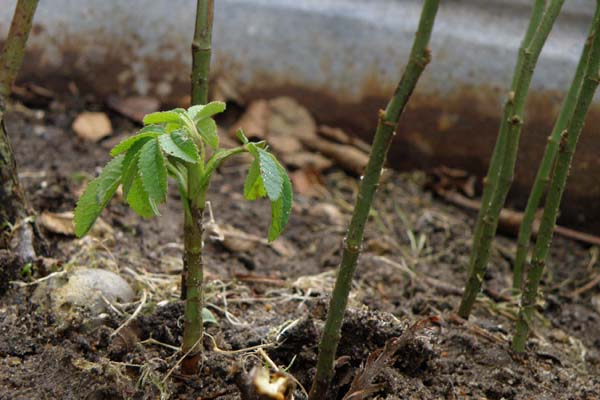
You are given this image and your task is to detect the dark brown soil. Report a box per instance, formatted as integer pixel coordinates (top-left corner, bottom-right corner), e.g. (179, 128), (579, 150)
(1, 93), (599, 399)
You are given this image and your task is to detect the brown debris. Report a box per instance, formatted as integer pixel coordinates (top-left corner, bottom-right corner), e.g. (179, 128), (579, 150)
(289, 169), (327, 198)
(38, 211), (113, 241)
(301, 137), (369, 176)
(343, 317), (438, 400)
(107, 95), (160, 124)
(437, 189), (600, 246)
(72, 112), (112, 142)
(318, 125), (371, 153)
(212, 76), (245, 105)
(281, 151), (332, 171)
(229, 100), (269, 139)
(267, 97), (317, 142)
(207, 223), (296, 258)
(237, 366), (296, 400)
(230, 98), (374, 176)
(308, 203), (345, 226)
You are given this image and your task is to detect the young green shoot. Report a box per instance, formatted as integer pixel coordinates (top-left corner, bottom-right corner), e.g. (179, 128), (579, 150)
(512, 2), (600, 352)
(308, 1), (440, 398)
(74, 105), (292, 373)
(458, 0), (565, 319)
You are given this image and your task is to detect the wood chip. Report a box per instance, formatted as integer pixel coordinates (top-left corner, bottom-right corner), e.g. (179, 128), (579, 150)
(72, 112), (112, 142)
(301, 137), (369, 176)
(107, 95), (160, 124)
(228, 100), (269, 139)
(38, 211), (113, 241)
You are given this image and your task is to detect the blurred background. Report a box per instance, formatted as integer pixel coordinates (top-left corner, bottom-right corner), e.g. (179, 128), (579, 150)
(1, 0), (598, 232)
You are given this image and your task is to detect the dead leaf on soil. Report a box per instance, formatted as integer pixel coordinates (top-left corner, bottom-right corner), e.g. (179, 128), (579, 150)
(268, 135), (303, 155)
(213, 76), (245, 104)
(281, 151), (332, 171)
(268, 96), (317, 142)
(72, 112), (112, 142)
(207, 223), (296, 258)
(302, 137), (369, 176)
(308, 203), (345, 226)
(39, 211), (113, 240)
(318, 125), (371, 153)
(107, 95), (160, 124)
(237, 365), (295, 400)
(290, 169), (326, 198)
(229, 99), (269, 139)
(343, 317), (438, 400)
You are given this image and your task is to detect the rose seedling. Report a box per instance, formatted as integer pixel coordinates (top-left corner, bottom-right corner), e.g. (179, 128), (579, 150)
(74, 102), (292, 373)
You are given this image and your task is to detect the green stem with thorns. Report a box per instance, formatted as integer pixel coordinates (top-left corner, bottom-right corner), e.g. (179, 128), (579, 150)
(512, 2), (600, 352)
(308, 1), (440, 398)
(458, 0), (565, 319)
(0, 0), (40, 260)
(469, 0), (546, 277)
(181, 0), (214, 375)
(512, 8), (595, 292)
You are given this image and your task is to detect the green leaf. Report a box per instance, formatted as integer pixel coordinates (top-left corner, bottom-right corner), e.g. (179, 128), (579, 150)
(158, 131), (199, 163)
(142, 109), (185, 126)
(196, 117), (219, 149)
(74, 156), (124, 238)
(137, 139), (168, 203)
(202, 307), (218, 326)
(243, 158), (266, 200)
(126, 174), (156, 218)
(258, 149), (283, 201)
(95, 154), (125, 205)
(110, 125), (166, 156)
(121, 137), (153, 197)
(188, 101), (226, 122)
(268, 165), (293, 242)
(235, 128), (249, 144)
(245, 142), (259, 158)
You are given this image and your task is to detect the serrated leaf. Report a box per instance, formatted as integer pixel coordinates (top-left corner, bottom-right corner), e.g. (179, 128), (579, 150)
(95, 154), (125, 205)
(188, 101), (226, 122)
(158, 131), (199, 163)
(121, 138), (150, 197)
(258, 149), (283, 201)
(244, 158), (266, 200)
(110, 125), (166, 156)
(137, 139), (168, 203)
(74, 156), (124, 238)
(142, 109), (185, 126)
(196, 117), (219, 149)
(268, 166), (293, 242)
(126, 174), (156, 218)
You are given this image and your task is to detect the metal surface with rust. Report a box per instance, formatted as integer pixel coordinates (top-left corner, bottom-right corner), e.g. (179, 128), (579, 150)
(0, 0), (598, 230)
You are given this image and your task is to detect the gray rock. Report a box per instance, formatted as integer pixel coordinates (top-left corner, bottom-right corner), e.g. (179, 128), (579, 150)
(32, 267), (135, 317)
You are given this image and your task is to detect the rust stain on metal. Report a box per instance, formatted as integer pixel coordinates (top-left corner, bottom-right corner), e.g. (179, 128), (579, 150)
(11, 42), (600, 233)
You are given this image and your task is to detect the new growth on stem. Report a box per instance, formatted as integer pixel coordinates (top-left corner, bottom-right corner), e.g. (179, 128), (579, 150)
(512, 1), (600, 352)
(181, 0), (214, 374)
(75, 0), (292, 377)
(308, 1), (440, 398)
(458, 0), (565, 319)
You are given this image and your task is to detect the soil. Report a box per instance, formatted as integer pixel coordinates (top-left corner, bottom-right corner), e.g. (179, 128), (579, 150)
(1, 91), (600, 400)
